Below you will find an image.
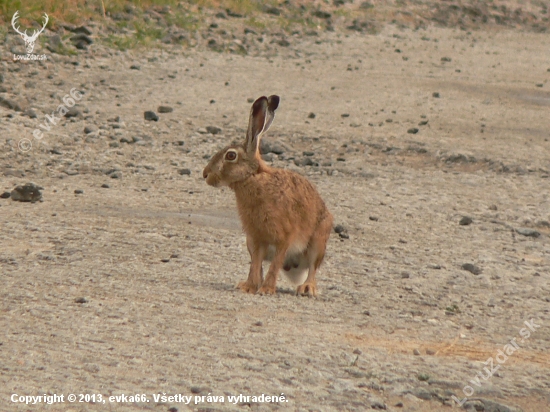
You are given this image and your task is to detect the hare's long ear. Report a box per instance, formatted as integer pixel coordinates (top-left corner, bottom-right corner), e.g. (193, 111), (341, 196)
(245, 95), (280, 155)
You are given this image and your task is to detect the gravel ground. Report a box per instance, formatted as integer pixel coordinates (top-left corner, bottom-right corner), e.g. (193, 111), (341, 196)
(1, 14), (550, 412)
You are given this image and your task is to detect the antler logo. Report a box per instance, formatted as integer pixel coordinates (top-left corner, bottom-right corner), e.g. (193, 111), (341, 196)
(11, 11), (49, 54)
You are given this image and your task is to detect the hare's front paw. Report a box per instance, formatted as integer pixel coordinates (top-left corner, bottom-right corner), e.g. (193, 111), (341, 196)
(296, 282), (317, 297)
(257, 284), (277, 295)
(237, 280), (259, 294)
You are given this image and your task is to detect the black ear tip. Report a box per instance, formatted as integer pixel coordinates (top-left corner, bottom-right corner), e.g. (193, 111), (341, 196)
(268, 95), (280, 111)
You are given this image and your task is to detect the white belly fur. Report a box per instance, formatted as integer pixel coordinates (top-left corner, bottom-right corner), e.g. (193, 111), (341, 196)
(265, 242), (309, 285)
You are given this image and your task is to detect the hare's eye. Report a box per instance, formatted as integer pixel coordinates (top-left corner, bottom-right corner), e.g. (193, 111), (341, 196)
(225, 150), (237, 162)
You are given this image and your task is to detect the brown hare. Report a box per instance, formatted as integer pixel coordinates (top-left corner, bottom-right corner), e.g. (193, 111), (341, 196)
(202, 95), (333, 296)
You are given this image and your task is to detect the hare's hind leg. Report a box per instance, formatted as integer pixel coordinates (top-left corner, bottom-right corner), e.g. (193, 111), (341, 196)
(297, 217), (332, 297)
(237, 236), (265, 294)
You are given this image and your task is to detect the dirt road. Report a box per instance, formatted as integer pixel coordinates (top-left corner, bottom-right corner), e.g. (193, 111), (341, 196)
(1, 21), (549, 412)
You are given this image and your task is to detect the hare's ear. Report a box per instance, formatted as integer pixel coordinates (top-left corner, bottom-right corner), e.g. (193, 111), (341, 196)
(245, 95), (280, 155)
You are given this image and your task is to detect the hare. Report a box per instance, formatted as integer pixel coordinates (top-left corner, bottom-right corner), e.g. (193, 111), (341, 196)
(202, 95), (333, 297)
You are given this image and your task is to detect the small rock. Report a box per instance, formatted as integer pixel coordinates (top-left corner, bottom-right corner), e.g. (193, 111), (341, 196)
(516, 228), (540, 238)
(441, 57), (452, 62)
(74, 189), (84, 194)
(0, 97), (24, 112)
(101, 184), (110, 188)
(413, 349), (420, 356)
(407, 127), (419, 134)
(426, 349), (435, 355)
(110, 171), (122, 179)
(353, 348), (362, 355)
(265, 6), (281, 16)
(247, 97), (255, 103)
(71, 33), (93, 45)
(260, 141), (285, 155)
(341, 113), (350, 118)
(308, 112), (316, 119)
(418, 120), (429, 126)
(158, 105), (173, 113)
(178, 168), (191, 176)
(130, 64), (140, 70)
(11, 183), (43, 203)
(144, 111), (159, 121)
(462, 263), (482, 275)
(417, 373), (430, 382)
(277, 39), (290, 47)
(75, 297), (88, 303)
(84, 125), (98, 134)
(338, 232), (349, 239)
(25, 108), (38, 118)
(1, 192), (11, 199)
(432, 92), (440, 98)
(401, 272), (410, 279)
(459, 216), (473, 226)
(489, 204), (498, 211)
(303, 151), (315, 156)
(206, 126), (222, 134)
(294, 157), (314, 167)
(72, 26), (93, 35)
(369, 216), (379, 221)
(65, 107), (81, 118)
(334, 224), (346, 234)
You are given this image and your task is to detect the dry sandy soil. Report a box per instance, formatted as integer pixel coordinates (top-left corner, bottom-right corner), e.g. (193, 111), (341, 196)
(1, 16), (550, 412)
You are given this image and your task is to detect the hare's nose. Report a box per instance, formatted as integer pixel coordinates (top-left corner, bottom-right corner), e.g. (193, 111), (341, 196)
(202, 168), (209, 179)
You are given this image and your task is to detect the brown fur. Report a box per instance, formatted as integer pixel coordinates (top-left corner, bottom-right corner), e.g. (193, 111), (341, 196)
(202, 95), (333, 296)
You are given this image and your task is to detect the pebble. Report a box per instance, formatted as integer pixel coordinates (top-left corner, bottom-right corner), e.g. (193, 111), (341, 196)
(84, 125), (98, 134)
(178, 168), (191, 175)
(11, 183), (43, 203)
(432, 92), (440, 98)
(101, 184), (110, 188)
(369, 216), (379, 221)
(462, 263), (482, 275)
(407, 127), (419, 134)
(334, 224), (346, 234)
(0, 192), (11, 199)
(413, 349), (420, 355)
(130, 64), (141, 70)
(308, 112), (316, 118)
(75, 297), (88, 303)
(74, 189), (84, 194)
(459, 216), (473, 225)
(515, 228), (540, 238)
(65, 107), (81, 118)
(294, 158), (314, 167)
(260, 141), (285, 155)
(158, 105), (173, 113)
(110, 171), (122, 179)
(206, 126), (222, 134)
(144, 111), (159, 121)
(341, 113), (350, 118)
